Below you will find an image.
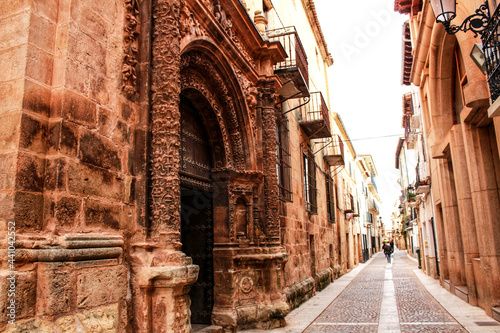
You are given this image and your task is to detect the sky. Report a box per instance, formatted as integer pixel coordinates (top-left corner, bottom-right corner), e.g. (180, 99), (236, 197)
(314, 0), (410, 226)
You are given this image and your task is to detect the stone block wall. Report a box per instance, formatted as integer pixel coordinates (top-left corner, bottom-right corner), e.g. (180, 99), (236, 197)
(279, 109), (336, 310)
(0, 0), (134, 331)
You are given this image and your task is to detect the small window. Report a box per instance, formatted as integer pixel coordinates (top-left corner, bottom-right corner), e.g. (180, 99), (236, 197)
(303, 148), (317, 214)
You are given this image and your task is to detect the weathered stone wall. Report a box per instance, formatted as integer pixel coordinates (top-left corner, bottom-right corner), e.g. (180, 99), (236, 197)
(0, 0), (132, 331)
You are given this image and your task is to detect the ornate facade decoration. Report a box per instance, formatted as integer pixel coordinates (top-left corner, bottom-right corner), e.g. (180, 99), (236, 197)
(180, 4), (205, 38)
(150, 0), (183, 238)
(122, 0), (140, 99)
(259, 81), (280, 241)
(212, 0), (255, 67)
(235, 67), (259, 140)
(180, 51), (246, 171)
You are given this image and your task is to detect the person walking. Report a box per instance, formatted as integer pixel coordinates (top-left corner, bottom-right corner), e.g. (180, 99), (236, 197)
(383, 242), (393, 263)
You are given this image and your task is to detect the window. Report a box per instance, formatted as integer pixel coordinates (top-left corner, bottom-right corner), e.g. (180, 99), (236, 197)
(326, 174), (335, 223)
(276, 114), (292, 202)
(303, 149), (317, 214)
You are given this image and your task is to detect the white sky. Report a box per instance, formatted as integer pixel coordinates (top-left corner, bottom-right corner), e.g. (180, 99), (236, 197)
(315, 0), (410, 225)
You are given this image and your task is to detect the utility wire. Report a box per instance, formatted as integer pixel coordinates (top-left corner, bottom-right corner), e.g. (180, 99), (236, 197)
(344, 133), (404, 142)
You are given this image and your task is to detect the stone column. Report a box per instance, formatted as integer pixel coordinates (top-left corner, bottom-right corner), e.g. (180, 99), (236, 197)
(130, 1), (198, 331)
(150, 0), (182, 248)
(257, 79), (280, 243)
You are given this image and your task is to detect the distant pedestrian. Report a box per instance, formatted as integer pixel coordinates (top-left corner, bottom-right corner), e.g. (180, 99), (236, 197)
(390, 238), (394, 251)
(383, 242), (393, 263)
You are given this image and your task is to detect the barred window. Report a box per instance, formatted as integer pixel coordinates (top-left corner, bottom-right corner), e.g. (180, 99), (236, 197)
(326, 175), (336, 223)
(276, 115), (292, 202)
(303, 149), (317, 214)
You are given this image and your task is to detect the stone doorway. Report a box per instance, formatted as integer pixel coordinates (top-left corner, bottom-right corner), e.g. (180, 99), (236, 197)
(180, 95), (214, 325)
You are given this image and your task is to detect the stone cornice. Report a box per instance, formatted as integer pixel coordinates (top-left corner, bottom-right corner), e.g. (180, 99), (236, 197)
(299, 0), (333, 66)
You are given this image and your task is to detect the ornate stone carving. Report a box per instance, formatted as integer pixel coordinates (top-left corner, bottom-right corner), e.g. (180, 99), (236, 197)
(258, 80), (280, 241)
(150, 0), (182, 238)
(180, 51), (246, 171)
(240, 275), (254, 294)
(180, 4), (205, 38)
(122, 0), (140, 99)
(180, 73), (232, 169)
(234, 68), (258, 140)
(212, 0), (255, 67)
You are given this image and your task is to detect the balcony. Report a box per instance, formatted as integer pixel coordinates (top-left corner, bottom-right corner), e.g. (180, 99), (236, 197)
(267, 26), (309, 99)
(416, 177), (430, 194)
(482, 4), (500, 103)
(322, 135), (344, 167)
(368, 198), (379, 215)
(298, 91), (331, 139)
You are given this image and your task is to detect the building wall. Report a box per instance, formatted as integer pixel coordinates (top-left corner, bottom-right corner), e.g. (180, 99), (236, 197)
(398, 0), (500, 317)
(0, 0), (131, 331)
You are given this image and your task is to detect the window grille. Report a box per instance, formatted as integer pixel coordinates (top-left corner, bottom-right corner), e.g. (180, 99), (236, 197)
(326, 175), (335, 223)
(303, 148), (317, 214)
(276, 115), (292, 202)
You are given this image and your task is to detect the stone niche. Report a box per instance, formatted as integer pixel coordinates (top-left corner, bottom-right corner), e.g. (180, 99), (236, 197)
(1, 234), (127, 333)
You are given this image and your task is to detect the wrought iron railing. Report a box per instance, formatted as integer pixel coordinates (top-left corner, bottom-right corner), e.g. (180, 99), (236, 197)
(299, 92), (331, 130)
(320, 134), (344, 159)
(267, 26), (309, 87)
(482, 4), (500, 102)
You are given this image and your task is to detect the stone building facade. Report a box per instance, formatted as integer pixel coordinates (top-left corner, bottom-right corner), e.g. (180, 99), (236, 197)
(395, 0), (500, 320)
(0, 0), (366, 331)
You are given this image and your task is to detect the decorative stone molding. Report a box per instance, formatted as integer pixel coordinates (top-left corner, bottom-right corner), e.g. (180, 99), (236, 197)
(122, 0), (140, 99)
(14, 234), (124, 263)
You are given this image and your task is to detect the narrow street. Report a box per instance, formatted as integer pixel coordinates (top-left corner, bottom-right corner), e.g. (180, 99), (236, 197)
(244, 250), (500, 333)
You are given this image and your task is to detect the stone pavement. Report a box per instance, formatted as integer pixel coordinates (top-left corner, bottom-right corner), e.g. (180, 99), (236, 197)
(242, 249), (500, 333)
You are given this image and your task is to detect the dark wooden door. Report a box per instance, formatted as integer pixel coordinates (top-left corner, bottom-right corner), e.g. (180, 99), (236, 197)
(179, 96), (214, 324)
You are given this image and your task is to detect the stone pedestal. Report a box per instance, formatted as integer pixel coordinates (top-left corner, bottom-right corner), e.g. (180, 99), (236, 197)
(136, 263), (199, 333)
(212, 246), (289, 331)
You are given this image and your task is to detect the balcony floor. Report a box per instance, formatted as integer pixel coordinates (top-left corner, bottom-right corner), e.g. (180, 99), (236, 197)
(299, 119), (331, 139)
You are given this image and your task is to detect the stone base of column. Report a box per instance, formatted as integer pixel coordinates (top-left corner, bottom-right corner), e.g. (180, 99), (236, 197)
(132, 248), (199, 333)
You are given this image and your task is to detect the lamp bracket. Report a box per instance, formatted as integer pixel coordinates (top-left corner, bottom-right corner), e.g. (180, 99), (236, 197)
(443, 2), (489, 37)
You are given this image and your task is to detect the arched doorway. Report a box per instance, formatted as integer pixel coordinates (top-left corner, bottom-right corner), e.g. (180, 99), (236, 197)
(179, 94), (214, 324)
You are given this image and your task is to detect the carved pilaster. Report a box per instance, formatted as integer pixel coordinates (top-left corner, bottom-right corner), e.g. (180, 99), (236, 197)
(258, 79), (280, 242)
(150, 0), (182, 245)
(122, 0), (140, 99)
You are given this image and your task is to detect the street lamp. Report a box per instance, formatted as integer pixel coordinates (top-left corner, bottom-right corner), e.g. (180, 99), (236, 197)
(429, 0), (489, 37)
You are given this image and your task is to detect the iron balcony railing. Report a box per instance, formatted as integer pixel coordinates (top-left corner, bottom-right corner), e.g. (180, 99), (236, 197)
(267, 26), (309, 88)
(320, 134), (344, 166)
(298, 91), (331, 139)
(482, 4), (500, 102)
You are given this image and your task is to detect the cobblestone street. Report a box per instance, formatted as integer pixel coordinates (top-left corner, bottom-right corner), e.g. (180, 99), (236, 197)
(305, 250), (466, 332)
(244, 250), (500, 333)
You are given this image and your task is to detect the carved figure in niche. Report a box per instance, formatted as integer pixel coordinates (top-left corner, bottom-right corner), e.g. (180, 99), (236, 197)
(214, 0), (233, 37)
(180, 5), (204, 38)
(235, 197), (247, 239)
